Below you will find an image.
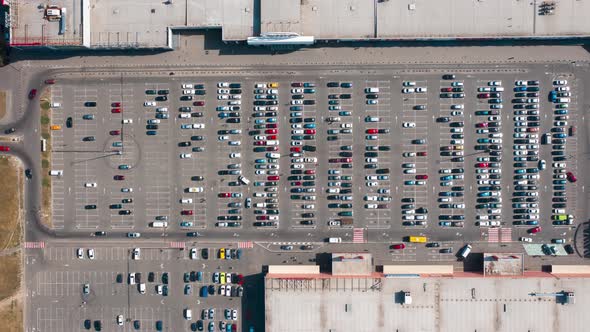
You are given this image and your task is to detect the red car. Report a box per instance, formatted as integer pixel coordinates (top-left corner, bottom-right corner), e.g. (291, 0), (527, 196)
(291, 181), (302, 186)
(291, 147), (302, 152)
(193, 101), (205, 106)
(476, 122), (488, 128)
(390, 243), (406, 250)
(254, 141), (265, 146)
(267, 135), (277, 140)
(416, 175), (428, 180)
(114, 175), (125, 180)
(109, 130), (121, 135)
(566, 172), (577, 183)
(291, 82), (303, 87)
(111, 108), (121, 113)
(237, 274), (244, 285)
(218, 193), (231, 198)
(475, 163), (489, 168)
(256, 216), (268, 220)
(181, 210), (193, 216)
(268, 175), (280, 181)
(417, 151), (427, 156)
(527, 127), (539, 132)
(44, 79), (56, 84)
(266, 146), (278, 151)
(28, 89), (37, 100)
(304, 129), (316, 134)
(0, 146), (10, 152)
(477, 93), (490, 98)
(265, 129), (277, 134)
(266, 124), (277, 128)
(304, 170), (315, 174)
(529, 226), (542, 234)
(111, 102), (121, 107)
(440, 87), (452, 92)
(340, 158), (352, 163)
(366, 129), (378, 134)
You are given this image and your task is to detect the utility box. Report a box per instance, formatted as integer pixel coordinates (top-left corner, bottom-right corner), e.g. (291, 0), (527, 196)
(403, 291), (412, 304)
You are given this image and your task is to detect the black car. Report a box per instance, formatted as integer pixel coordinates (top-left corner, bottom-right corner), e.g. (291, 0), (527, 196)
(4, 127), (15, 134)
(148, 272), (155, 282)
(133, 320), (140, 330)
(156, 321), (163, 331)
(94, 231), (106, 236)
(146, 124), (158, 130)
(155, 96), (168, 101)
(25, 169), (32, 179)
(303, 100), (315, 105)
(157, 89), (169, 95)
(119, 210), (131, 215)
(401, 197), (415, 203)
(184, 272), (191, 283)
(327, 82), (339, 87)
(84, 319), (92, 329)
(426, 242), (440, 248)
(186, 232), (199, 237)
(83, 136), (95, 141)
(226, 118), (240, 123)
(66, 117), (73, 128)
(201, 248), (209, 260)
(85, 204), (97, 210)
(180, 95), (194, 101)
(94, 320), (102, 331)
(84, 101), (97, 107)
(564, 244), (575, 255)
(162, 273), (168, 284)
(443, 74), (456, 80)
(179, 141), (191, 147)
(191, 135), (204, 141)
(440, 248), (453, 254)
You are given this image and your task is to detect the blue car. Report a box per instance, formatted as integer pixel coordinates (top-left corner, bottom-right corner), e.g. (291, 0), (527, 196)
(146, 130), (157, 135)
(477, 192), (491, 197)
(303, 123), (316, 129)
(514, 86), (527, 92)
(200, 286), (208, 297)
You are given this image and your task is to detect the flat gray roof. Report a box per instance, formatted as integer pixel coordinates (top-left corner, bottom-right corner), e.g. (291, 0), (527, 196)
(265, 275), (590, 332)
(8, 0), (590, 48)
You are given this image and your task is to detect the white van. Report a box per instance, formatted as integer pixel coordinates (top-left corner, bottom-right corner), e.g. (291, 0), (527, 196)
(238, 176), (250, 185)
(139, 283), (146, 294)
(49, 170), (63, 176)
(266, 140), (279, 146)
(180, 198), (193, 204)
(328, 237), (342, 243)
(184, 309), (192, 320)
(150, 221), (168, 228)
(365, 87), (379, 93)
(122, 119), (133, 124)
(459, 244), (472, 260)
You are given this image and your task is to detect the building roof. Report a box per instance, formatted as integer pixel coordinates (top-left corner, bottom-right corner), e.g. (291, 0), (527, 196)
(483, 253), (523, 276)
(331, 253), (372, 276)
(265, 275), (590, 332)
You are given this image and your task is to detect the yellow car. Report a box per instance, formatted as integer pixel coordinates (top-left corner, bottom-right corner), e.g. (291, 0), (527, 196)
(219, 248), (225, 259)
(268, 82), (279, 88)
(50, 125), (61, 130)
(220, 272), (226, 284)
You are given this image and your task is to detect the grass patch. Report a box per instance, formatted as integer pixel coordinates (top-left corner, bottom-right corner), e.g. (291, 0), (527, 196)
(0, 300), (23, 332)
(0, 253), (20, 301)
(0, 91), (6, 121)
(0, 158), (22, 249)
(40, 89), (52, 229)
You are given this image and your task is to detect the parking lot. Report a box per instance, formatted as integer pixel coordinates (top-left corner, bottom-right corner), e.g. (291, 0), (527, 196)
(48, 69), (584, 245)
(26, 245), (253, 332)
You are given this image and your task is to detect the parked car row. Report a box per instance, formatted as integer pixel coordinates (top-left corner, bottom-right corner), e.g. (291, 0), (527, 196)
(251, 82), (281, 225)
(473, 80), (505, 226)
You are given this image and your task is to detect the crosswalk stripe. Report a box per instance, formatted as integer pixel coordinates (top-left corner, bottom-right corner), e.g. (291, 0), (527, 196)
(353, 228), (365, 243)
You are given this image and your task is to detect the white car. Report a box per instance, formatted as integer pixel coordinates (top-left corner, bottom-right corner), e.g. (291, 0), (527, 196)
(117, 315), (124, 326)
(402, 81), (416, 86)
(122, 119), (133, 124)
(88, 249), (95, 259)
(183, 89), (196, 95)
(121, 187), (133, 193)
(217, 95), (229, 100)
(488, 81), (501, 86)
(179, 113), (191, 118)
(84, 182), (97, 188)
(365, 204), (378, 209)
(217, 82), (230, 87)
(193, 123), (205, 129)
(555, 86), (570, 91)
(180, 153), (192, 159)
(147, 119), (160, 124)
(402, 88), (415, 94)
(416, 87), (427, 93)
(228, 141), (241, 146)
(156, 285), (163, 295)
(519, 237), (533, 242)
(291, 88), (303, 93)
(217, 89), (230, 94)
(229, 153), (241, 158)
(218, 135), (229, 141)
(132, 248), (140, 260)
(451, 104), (464, 110)
(553, 80), (567, 85)
(366, 182), (378, 187)
(341, 123), (353, 128)
(144, 101), (156, 107)
(291, 100), (303, 105)
(402, 122), (416, 128)
(77, 248), (84, 259)
(190, 248), (197, 260)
